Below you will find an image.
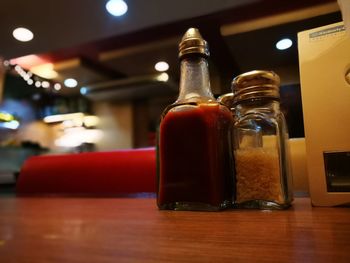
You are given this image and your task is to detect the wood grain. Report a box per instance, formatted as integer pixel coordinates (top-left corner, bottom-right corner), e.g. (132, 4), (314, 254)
(0, 198), (349, 263)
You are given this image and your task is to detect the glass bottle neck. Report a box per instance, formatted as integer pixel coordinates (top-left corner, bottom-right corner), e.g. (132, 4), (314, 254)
(235, 99), (280, 118)
(176, 56), (214, 103)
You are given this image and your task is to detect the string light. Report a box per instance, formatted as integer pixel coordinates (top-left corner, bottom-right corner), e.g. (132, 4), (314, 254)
(54, 83), (62, 91)
(3, 60), (10, 67)
(42, 81), (50, 88)
(35, 81), (41, 88)
(6, 63), (63, 93)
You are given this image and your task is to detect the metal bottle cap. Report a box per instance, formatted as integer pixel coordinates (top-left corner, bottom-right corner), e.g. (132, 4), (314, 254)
(179, 28), (210, 58)
(231, 70), (280, 105)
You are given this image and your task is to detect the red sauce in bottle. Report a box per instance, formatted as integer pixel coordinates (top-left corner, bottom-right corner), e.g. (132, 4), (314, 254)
(158, 102), (234, 210)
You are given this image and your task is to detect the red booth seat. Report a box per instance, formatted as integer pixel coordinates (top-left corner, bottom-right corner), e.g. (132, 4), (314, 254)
(16, 148), (156, 196)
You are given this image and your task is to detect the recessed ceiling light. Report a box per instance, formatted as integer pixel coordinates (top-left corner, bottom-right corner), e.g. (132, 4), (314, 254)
(157, 73), (169, 82)
(80, 87), (88, 95)
(106, 0), (128, 16)
(64, 78), (78, 88)
(155, 61), (169, 72)
(276, 38), (293, 50)
(12, 27), (34, 42)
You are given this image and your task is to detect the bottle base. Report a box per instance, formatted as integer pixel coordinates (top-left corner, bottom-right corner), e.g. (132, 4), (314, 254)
(234, 200), (291, 210)
(158, 200), (231, 211)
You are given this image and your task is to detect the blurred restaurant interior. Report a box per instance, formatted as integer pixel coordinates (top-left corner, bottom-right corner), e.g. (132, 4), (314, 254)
(0, 0), (344, 195)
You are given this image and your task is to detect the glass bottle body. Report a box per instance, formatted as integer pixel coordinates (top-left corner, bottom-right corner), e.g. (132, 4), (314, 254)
(157, 57), (234, 211)
(233, 99), (293, 209)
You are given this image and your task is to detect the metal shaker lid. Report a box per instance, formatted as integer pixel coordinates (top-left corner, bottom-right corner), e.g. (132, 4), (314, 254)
(179, 28), (209, 58)
(231, 70), (280, 105)
(217, 93), (235, 111)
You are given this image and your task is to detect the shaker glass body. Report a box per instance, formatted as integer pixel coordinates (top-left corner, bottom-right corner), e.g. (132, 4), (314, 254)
(231, 70), (293, 209)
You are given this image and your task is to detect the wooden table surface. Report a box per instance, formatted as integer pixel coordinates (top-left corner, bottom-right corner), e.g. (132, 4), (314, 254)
(0, 197), (349, 263)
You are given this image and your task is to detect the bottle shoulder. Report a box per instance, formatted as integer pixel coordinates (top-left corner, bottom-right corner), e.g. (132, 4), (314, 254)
(162, 101), (231, 116)
(160, 101), (233, 126)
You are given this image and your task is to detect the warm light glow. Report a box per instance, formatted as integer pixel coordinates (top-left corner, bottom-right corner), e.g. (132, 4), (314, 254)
(30, 63), (58, 79)
(276, 38), (293, 50)
(106, 0), (128, 16)
(12, 27), (34, 42)
(43, 112), (84, 123)
(0, 112), (14, 122)
(62, 119), (83, 128)
(155, 61), (169, 72)
(10, 55), (48, 69)
(55, 127), (104, 147)
(156, 72), (169, 82)
(84, 116), (100, 127)
(42, 81), (50, 88)
(54, 83), (62, 91)
(55, 133), (82, 148)
(64, 78), (78, 88)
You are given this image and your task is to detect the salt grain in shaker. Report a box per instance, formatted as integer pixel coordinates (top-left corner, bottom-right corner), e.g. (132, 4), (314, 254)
(231, 70), (293, 209)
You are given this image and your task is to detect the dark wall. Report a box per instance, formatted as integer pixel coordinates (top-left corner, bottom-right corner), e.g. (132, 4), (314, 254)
(280, 84), (305, 138)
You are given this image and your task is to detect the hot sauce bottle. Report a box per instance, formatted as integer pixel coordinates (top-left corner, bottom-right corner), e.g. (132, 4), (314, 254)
(157, 28), (234, 211)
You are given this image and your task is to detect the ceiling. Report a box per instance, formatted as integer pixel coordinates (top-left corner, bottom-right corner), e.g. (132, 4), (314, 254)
(0, 0), (343, 99)
(0, 0), (258, 59)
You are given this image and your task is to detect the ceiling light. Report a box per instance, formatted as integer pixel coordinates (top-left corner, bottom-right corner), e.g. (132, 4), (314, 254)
(27, 79), (34, 85)
(54, 83), (62, 91)
(35, 81), (41, 88)
(157, 73), (169, 82)
(155, 61), (169, 72)
(0, 112), (14, 122)
(64, 78), (78, 88)
(30, 63), (58, 79)
(80, 87), (88, 95)
(43, 112), (84, 123)
(10, 55), (48, 69)
(55, 128), (103, 147)
(106, 0), (128, 16)
(12, 27), (34, 42)
(276, 38), (293, 50)
(84, 116), (100, 127)
(1, 120), (20, 130)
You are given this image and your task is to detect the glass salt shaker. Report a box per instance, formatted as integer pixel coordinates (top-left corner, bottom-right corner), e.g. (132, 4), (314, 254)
(231, 70), (293, 209)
